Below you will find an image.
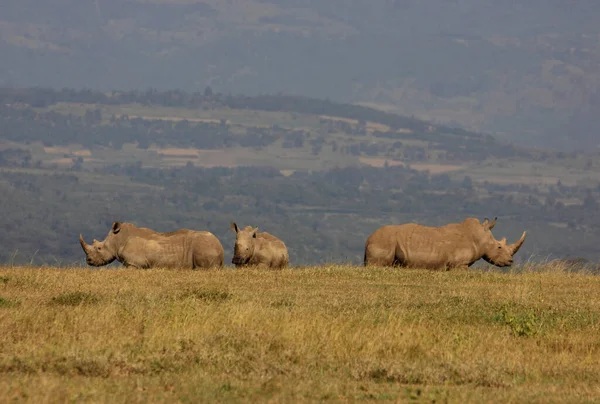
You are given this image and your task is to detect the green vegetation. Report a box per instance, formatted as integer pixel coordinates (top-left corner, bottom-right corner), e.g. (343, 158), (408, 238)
(50, 291), (101, 306)
(0, 297), (19, 308)
(0, 265), (599, 402)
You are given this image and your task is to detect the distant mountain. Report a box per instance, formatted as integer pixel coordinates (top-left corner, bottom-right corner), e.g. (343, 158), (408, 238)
(1, 0), (599, 149)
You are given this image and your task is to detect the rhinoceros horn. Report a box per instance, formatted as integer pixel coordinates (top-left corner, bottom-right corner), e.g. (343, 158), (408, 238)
(509, 232), (527, 255)
(79, 234), (93, 253)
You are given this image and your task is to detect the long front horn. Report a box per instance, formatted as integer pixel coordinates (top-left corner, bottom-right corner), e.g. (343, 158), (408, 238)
(509, 231), (527, 255)
(79, 234), (92, 252)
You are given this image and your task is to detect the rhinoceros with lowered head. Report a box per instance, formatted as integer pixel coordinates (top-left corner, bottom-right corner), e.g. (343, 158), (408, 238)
(364, 217), (526, 270)
(230, 222), (289, 269)
(79, 221), (224, 269)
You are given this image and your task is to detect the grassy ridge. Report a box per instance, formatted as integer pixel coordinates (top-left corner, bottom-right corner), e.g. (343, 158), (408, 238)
(1, 265), (599, 402)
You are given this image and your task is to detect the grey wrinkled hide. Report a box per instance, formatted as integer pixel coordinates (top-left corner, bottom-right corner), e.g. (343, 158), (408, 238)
(80, 222), (224, 269)
(364, 217), (526, 270)
(230, 222), (289, 269)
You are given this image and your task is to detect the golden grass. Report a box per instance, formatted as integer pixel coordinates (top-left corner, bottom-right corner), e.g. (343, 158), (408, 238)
(1, 265), (600, 403)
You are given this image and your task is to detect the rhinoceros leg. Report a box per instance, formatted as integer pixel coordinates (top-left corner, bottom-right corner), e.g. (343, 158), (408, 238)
(193, 252), (225, 269)
(364, 244), (395, 267)
(192, 255), (211, 269)
(392, 246), (407, 267)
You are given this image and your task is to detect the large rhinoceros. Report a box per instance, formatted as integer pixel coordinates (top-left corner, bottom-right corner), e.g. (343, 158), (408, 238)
(230, 222), (289, 269)
(364, 217), (526, 270)
(79, 221), (224, 269)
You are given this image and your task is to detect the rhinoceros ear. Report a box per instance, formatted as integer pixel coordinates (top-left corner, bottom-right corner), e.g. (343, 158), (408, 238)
(112, 222), (121, 234)
(252, 227), (259, 238)
(483, 217), (497, 230)
(230, 222), (239, 233)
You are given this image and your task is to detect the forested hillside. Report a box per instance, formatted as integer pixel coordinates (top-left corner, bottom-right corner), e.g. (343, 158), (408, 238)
(1, 1), (599, 148)
(1, 88), (600, 266)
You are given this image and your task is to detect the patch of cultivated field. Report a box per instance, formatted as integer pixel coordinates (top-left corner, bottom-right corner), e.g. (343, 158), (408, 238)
(152, 148), (238, 168)
(43, 147), (92, 157)
(359, 158), (466, 174)
(1, 265), (599, 402)
(410, 163), (466, 174)
(464, 161), (600, 187)
(42, 103), (325, 131)
(318, 115), (394, 134)
(359, 156), (405, 168)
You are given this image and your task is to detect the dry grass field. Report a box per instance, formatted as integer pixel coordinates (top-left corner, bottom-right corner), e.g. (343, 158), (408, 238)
(1, 265), (600, 403)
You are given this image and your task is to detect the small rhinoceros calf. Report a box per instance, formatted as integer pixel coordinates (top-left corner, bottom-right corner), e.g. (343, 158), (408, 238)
(230, 222), (289, 269)
(79, 222), (224, 269)
(364, 217), (526, 270)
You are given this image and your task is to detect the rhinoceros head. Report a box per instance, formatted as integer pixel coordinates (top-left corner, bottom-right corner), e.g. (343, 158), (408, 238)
(230, 222), (258, 265)
(479, 217), (527, 267)
(79, 222), (123, 266)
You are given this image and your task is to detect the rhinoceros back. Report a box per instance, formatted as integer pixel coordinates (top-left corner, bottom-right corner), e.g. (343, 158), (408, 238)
(120, 229), (223, 269)
(254, 232), (289, 269)
(364, 223), (475, 269)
